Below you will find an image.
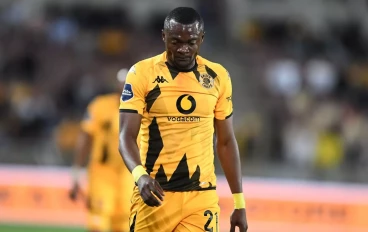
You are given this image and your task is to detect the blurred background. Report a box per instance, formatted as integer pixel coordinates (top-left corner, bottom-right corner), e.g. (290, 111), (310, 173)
(0, 0), (368, 232)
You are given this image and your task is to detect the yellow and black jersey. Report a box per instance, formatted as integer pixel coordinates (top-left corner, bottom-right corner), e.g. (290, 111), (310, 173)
(81, 93), (123, 169)
(119, 52), (233, 191)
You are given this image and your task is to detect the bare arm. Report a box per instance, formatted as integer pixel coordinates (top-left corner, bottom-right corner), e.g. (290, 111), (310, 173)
(69, 130), (92, 200)
(214, 67), (247, 231)
(215, 116), (243, 194)
(215, 116), (248, 231)
(118, 112), (142, 172)
(73, 130), (93, 169)
(119, 112), (164, 206)
(118, 63), (163, 206)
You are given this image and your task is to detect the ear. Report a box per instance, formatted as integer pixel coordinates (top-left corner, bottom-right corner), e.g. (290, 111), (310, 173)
(201, 32), (205, 43)
(162, 29), (165, 42)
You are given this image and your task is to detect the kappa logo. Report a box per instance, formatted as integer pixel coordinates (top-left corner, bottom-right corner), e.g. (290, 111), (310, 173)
(121, 83), (134, 102)
(152, 76), (168, 84)
(199, 73), (214, 89)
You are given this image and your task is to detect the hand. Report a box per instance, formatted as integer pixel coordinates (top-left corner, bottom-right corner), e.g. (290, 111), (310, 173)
(230, 209), (248, 232)
(137, 175), (165, 207)
(69, 182), (80, 201)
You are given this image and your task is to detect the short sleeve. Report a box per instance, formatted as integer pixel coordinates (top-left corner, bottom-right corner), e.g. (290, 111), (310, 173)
(214, 69), (233, 120)
(119, 64), (147, 115)
(81, 99), (101, 134)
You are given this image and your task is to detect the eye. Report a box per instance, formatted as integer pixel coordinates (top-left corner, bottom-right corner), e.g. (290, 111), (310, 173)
(189, 40), (197, 45)
(171, 40), (178, 45)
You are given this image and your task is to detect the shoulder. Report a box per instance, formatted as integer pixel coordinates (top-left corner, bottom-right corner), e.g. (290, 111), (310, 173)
(88, 94), (114, 109)
(132, 53), (164, 73)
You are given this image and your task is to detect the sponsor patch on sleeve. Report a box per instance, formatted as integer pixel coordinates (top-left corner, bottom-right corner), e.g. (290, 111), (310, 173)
(121, 83), (134, 102)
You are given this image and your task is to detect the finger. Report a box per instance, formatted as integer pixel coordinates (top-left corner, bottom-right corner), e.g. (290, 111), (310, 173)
(240, 225), (247, 232)
(141, 188), (153, 202)
(230, 223), (235, 232)
(143, 198), (155, 207)
(141, 191), (154, 206)
(148, 191), (162, 206)
(151, 188), (164, 201)
(69, 190), (77, 200)
(237, 222), (248, 232)
(141, 188), (161, 207)
(154, 181), (165, 196)
(144, 196), (161, 207)
(148, 182), (163, 204)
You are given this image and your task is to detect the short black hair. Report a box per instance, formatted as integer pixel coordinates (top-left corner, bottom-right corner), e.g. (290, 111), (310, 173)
(164, 7), (204, 32)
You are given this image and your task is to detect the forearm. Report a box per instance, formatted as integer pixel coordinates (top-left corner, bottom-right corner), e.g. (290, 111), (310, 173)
(119, 135), (142, 173)
(217, 137), (243, 194)
(119, 112), (144, 176)
(73, 132), (92, 167)
(72, 131), (92, 182)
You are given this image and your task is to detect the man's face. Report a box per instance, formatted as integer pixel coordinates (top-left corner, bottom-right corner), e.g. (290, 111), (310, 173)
(162, 20), (204, 70)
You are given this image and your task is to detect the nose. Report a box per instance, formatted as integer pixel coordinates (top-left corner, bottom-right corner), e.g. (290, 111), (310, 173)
(177, 44), (189, 54)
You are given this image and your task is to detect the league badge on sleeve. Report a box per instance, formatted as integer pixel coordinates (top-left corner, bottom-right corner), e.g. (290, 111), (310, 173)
(121, 83), (134, 102)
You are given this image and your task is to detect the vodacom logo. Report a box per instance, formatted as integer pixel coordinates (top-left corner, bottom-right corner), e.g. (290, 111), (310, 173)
(176, 94), (196, 115)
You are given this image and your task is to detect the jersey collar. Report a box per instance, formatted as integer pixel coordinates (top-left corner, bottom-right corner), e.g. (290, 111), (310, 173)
(160, 52), (202, 71)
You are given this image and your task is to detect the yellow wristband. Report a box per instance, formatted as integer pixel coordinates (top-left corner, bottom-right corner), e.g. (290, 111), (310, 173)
(132, 165), (148, 183)
(233, 193), (246, 209)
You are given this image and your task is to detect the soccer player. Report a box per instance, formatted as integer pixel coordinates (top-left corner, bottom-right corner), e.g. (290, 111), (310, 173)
(70, 69), (134, 232)
(119, 7), (248, 232)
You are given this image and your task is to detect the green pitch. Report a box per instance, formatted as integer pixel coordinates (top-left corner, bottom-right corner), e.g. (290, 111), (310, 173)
(0, 224), (84, 232)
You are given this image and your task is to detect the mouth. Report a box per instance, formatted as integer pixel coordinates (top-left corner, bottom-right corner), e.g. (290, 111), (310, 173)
(175, 56), (191, 62)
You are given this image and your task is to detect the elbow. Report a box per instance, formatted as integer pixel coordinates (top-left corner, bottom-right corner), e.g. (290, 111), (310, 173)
(118, 134), (127, 155)
(216, 137), (237, 157)
(118, 138), (131, 165)
(216, 139), (230, 154)
(217, 134), (236, 148)
(118, 132), (137, 155)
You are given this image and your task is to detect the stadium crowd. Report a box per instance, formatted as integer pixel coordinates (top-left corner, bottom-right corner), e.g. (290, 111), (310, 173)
(0, 1), (367, 183)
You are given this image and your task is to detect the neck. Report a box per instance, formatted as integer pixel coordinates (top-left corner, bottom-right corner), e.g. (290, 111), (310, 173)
(167, 59), (197, 72)
(166, 60), (198, 73)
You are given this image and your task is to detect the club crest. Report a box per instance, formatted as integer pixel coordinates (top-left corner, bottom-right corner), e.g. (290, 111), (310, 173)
(199, 73), (214, 89)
